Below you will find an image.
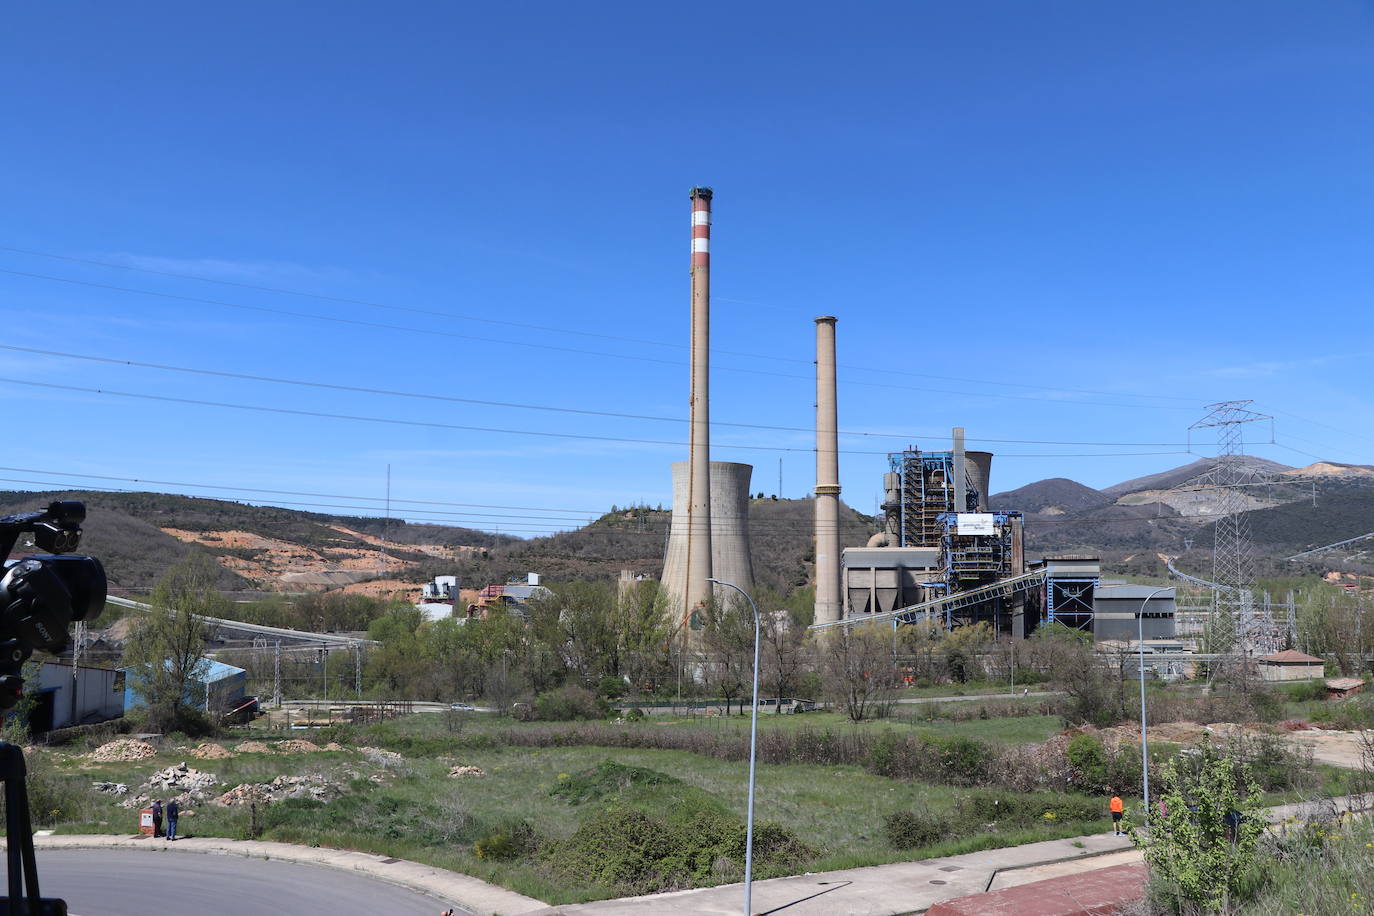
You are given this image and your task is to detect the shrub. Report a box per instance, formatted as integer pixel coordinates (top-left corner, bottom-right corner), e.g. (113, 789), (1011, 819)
(1065, 733), (1109, 791)
(549, 761), (682, 805)
(1139, 743), (1265, 912)
(533, 686), (611, 722)
(474, 819), (541, 861)
(956, 790), (1101, 829)
(547, 803), (816, 895)
(597, 676), (627, 699)
(1282, 680), (1326, 703)
(882, 810), (951, 848)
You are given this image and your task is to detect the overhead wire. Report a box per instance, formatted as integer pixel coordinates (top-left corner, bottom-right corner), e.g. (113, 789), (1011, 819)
(0, 344), (1196, 448)
(0, 246), (1203, 406)
(0, 264), (1197, 411)
(0, 375), (1193, 459)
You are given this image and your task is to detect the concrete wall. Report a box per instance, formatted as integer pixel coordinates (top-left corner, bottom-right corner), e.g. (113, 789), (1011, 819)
(663, 461), (755, 619)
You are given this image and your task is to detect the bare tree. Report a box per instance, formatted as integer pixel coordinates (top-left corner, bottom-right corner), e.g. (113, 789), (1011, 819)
(761, 609), (806, 711)
(821, 625), (899, 721)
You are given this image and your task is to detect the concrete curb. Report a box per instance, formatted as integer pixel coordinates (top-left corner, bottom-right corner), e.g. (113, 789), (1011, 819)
(19, 834), (548, 916)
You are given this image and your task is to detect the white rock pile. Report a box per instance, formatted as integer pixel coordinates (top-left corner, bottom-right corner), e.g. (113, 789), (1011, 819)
(89, 739), (157, 762)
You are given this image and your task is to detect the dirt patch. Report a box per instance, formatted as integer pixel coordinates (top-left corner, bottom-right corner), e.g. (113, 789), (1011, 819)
(447, 764), (486, 778)
(323, 742), (345, 751)
(89, 739), (157, 762)
(1286, 730), (1371, 769)
(233, 741), (274, 754)
(189, 743), (236, 760)
(276, 739), (323, 754)
(1150, 721), (1208, 743)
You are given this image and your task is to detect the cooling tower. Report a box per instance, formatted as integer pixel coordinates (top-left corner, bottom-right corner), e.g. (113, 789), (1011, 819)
(966, 451), (993, 511)
(664, 461), (754, 618)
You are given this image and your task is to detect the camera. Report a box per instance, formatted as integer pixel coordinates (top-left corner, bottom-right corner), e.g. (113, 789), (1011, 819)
(0, 500), (106, 709)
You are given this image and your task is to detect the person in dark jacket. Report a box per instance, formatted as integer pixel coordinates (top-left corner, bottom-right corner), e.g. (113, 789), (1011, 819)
(150, 800), (163, 838)
(165, 800), (179, 841)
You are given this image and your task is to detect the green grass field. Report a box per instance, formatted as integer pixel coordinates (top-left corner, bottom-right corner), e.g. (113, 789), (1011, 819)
(35, 718), (1109, 904)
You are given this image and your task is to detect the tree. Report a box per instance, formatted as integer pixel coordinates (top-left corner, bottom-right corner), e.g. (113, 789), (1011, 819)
(703, 596), (754, 715)
(122, 552), (222, 732)
(1137, 742), (1264, 912)
(821, 624), (899, 721)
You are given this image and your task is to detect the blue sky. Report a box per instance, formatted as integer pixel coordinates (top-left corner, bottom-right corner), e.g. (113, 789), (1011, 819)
(2, 2), (1371, 536)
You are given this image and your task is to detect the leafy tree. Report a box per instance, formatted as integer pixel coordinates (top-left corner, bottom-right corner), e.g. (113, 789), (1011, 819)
(1136, 742), (1264, 912)
(122, 552), (222, 731)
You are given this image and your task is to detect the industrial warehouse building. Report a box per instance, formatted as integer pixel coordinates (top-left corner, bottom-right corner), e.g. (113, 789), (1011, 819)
(123, 658), (247, 713)
(27, 662), (125, 733)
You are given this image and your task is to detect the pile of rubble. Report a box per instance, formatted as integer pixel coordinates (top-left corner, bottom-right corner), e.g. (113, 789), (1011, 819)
(447, 765), (486, 779)
(189, 743), (235, 760)
(323, 742), (345, 751)
(234, 741), (273, 754)
(214, 774), (342, 806)
(276, 739), (322, 754)
(91, 781), (128, 796)
(89, 739), (157, 762)
(121, 762), (221, 808)
(360, 747), (403, 762)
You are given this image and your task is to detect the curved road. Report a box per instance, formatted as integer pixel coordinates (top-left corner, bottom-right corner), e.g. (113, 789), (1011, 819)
(35, 849), (462, 915)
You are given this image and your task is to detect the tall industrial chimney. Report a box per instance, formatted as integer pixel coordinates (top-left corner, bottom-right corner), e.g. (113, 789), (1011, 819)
(814, 316), (841, 625)
(952, 426), (968, 513)
(684, 187), (714, 618)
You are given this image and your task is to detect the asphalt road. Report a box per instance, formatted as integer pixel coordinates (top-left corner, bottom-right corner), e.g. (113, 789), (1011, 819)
(33, 849), (463, 915)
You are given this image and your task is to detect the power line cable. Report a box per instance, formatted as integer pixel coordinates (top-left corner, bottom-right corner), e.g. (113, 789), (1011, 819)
(0, 376), (1192, 458)
(0, 265), (1197, 411)
(0, 246), (1204, 405)
(0, 344), (1195, 447)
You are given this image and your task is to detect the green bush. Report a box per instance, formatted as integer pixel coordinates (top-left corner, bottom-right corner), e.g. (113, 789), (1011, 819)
(1065, 733), (1109, 791)
(533, 686), (611, 722)
(550, 761), (682, 805)
(597, 676), (627, 699)
(866, 732), (994, 786)
(474, 819), (541, 860)
(882, 810), (951, 848)
(955, 790), (1101, 829)
(547, 802), (816, 895)
(1281, 680), (1326, 703)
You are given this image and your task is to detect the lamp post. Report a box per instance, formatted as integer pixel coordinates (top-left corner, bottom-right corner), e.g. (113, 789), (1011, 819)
(708, 577), (760, 916)
(1138, 586), (1172, 824)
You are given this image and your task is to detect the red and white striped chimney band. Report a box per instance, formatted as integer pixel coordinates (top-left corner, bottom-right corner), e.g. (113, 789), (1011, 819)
(692, 200), (710, 267)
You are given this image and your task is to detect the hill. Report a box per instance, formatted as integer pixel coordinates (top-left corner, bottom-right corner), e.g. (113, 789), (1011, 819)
(447, 497), (877, 596)
(0, 490), (518, 594)
(0, 489), (875, 600)
(988, 478), (1112, 516)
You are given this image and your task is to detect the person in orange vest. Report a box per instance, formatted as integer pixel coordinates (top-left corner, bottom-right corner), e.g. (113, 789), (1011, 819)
(1109, 794), (1125, 836)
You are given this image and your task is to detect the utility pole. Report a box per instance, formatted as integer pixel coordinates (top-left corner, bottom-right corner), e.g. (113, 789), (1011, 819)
(272, 641), (282, 708)
(354, 644), (362, 699)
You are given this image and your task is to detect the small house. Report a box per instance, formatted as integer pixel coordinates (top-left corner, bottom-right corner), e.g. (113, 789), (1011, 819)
(1325, 677), (1366, 699)
(1257, 649), (1324, 682)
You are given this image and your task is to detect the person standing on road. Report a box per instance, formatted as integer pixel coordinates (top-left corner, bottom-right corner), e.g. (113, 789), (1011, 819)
(1109, 794), (1125, 836)
(165, 799), (179, 841)
(150, 800), (163, 838)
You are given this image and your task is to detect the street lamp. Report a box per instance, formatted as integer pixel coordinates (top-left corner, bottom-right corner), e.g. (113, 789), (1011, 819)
(708, 577), (760, 916)
(1137, 586), (1173, 824)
